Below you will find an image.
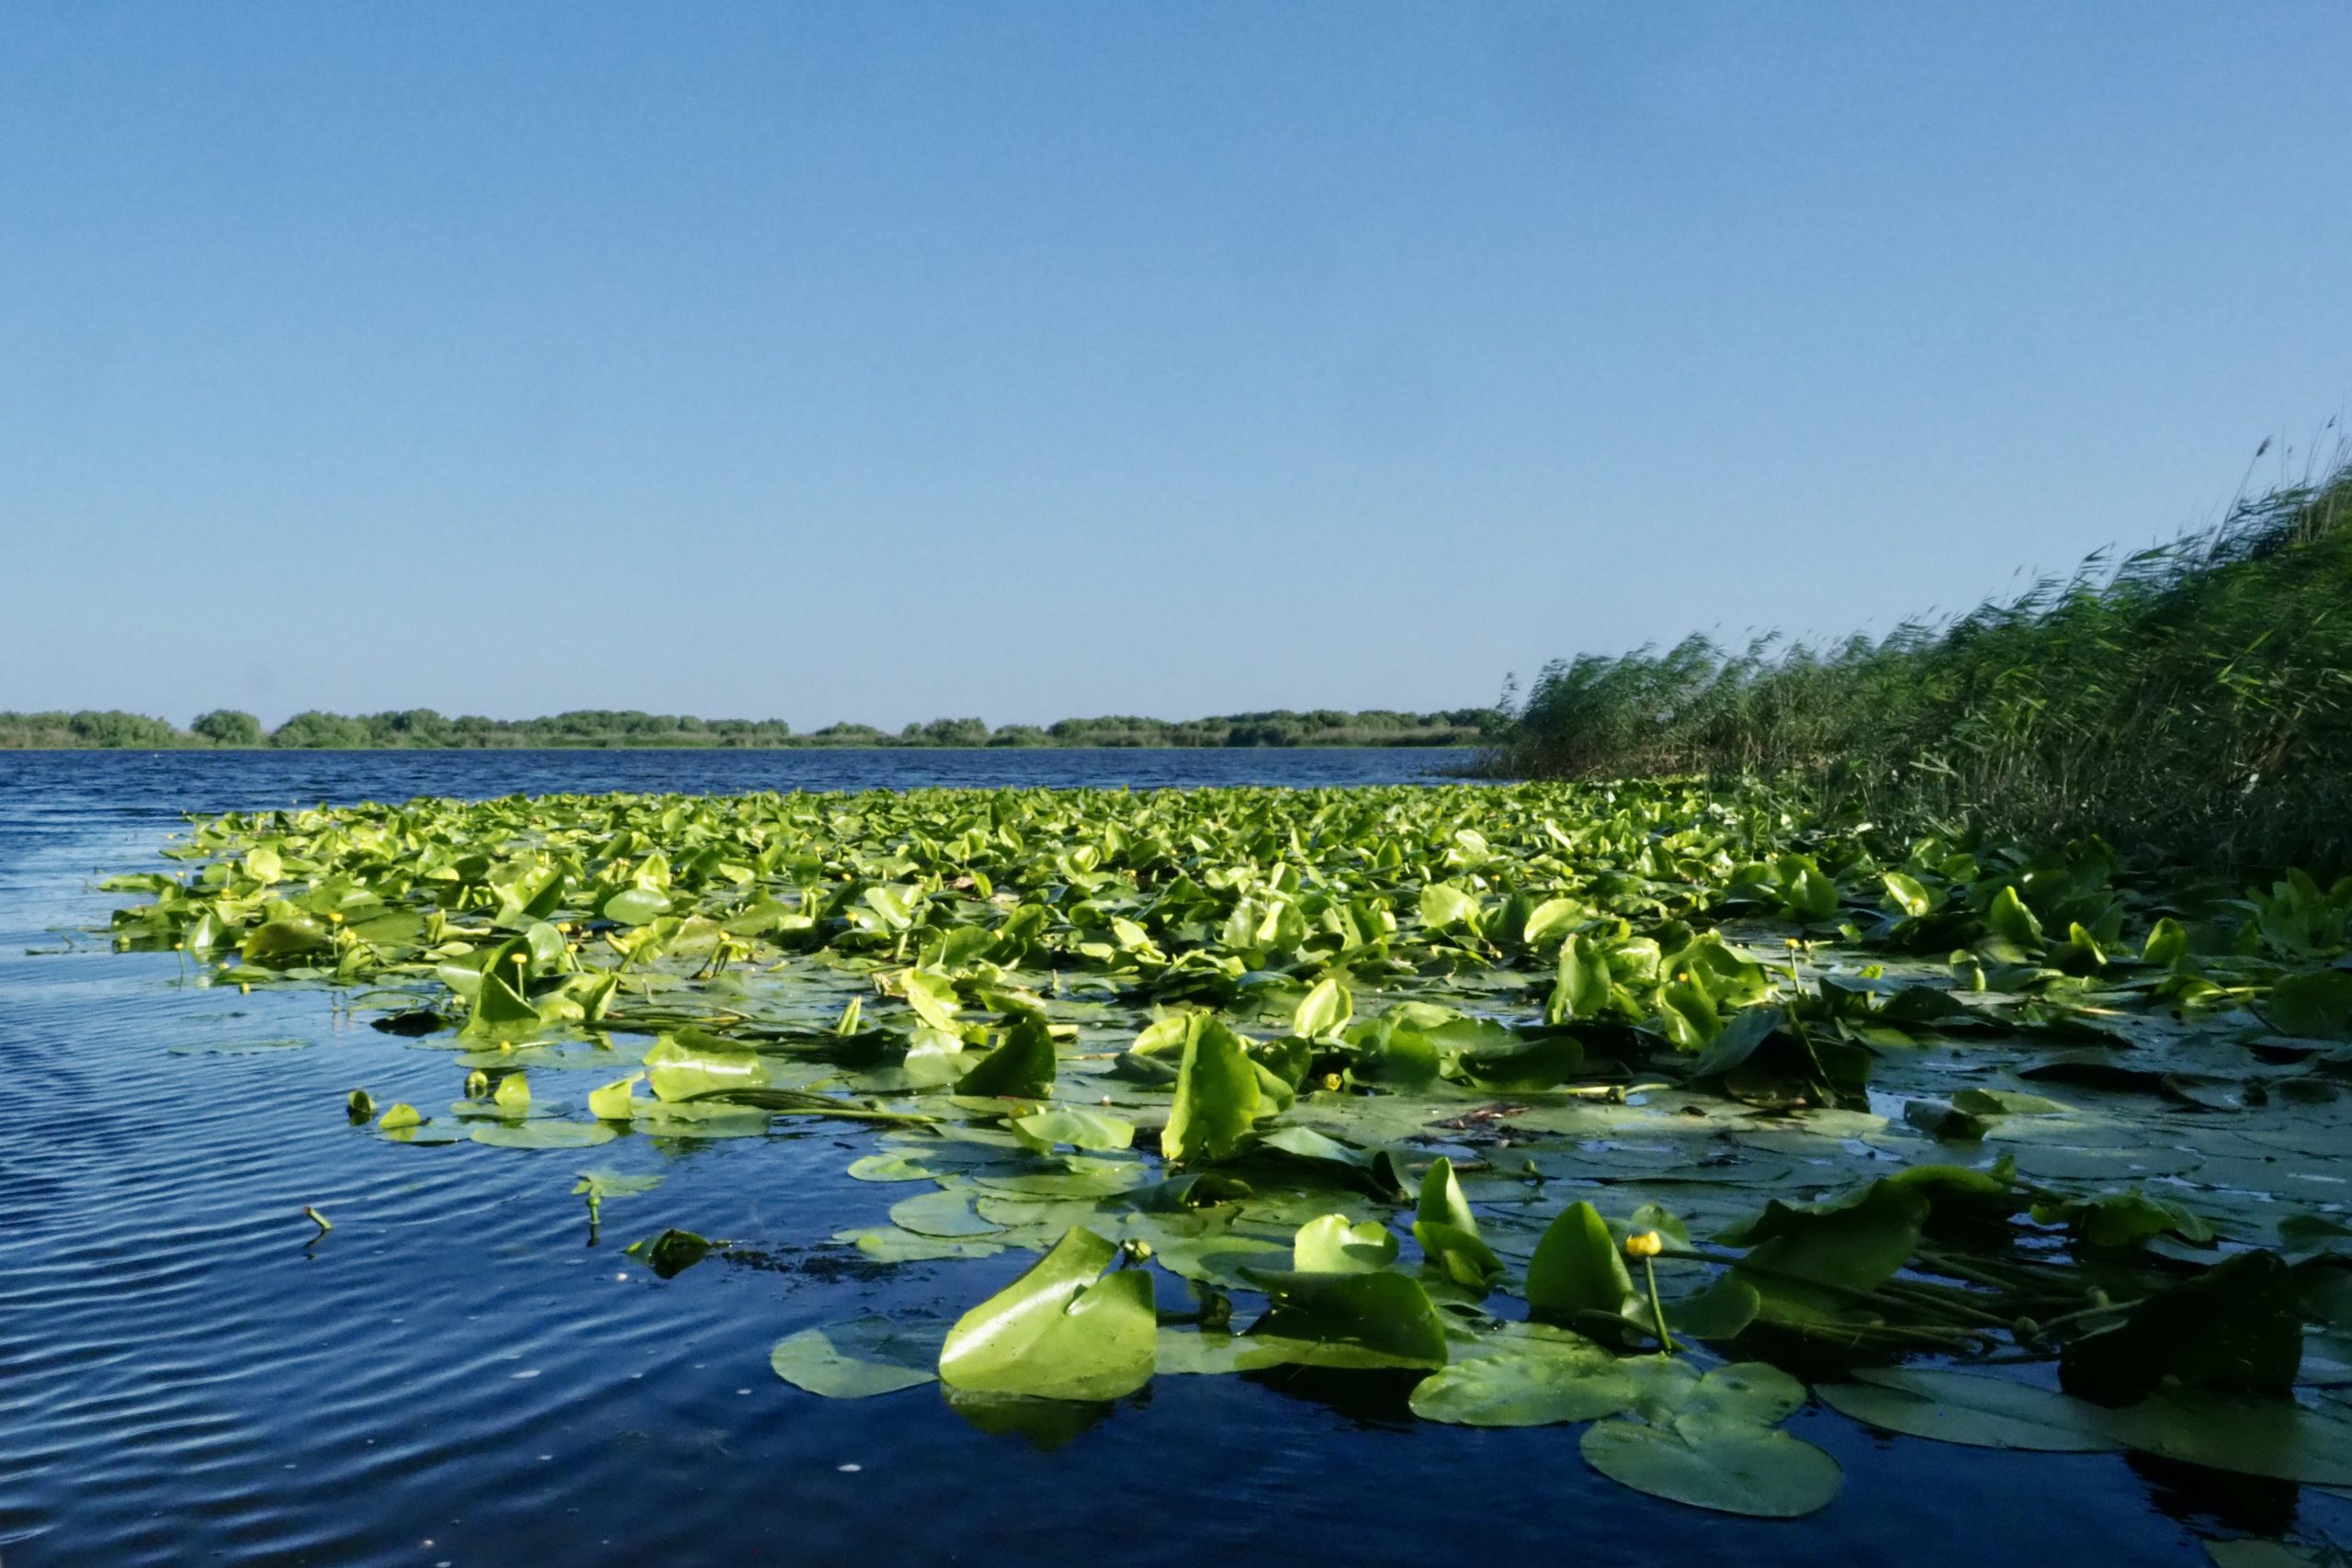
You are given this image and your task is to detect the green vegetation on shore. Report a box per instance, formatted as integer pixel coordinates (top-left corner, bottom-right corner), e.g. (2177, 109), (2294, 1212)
(0, 705), (1496, 752)
(1490, 461), (2352, 877)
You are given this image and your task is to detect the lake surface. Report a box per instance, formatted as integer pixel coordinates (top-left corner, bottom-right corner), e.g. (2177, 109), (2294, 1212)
(0, 750), (2304, 1566)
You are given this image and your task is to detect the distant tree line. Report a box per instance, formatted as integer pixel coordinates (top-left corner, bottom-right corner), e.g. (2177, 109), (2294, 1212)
(0, 705), (1498, 750)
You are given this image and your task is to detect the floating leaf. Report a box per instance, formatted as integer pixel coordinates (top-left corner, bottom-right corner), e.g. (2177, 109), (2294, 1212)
(848, 1152), (944, 1182)
(770, 1318), (940, 1399)
(2096, 1389), (2352, 1485)
(1526, 1201), (1637, 1324)
(937, 1227), (1156, 1401)
(1010, 1106), (1136, 1153)
(471, 1121), (616, 1150)
(1409, 1340), (1638, 1426)
(957, 1016), (1057, 1099)
(602, 886), (670, 926)
(1293, 1214), (1399, 1273)
(1294, 976), (1352, 1039)
(838, 1227), (1007, 1264)
(1242, 1269), (1448, 1370)
(888, 1189), (1005, 1239)
(1580, 1413), (1843, 1518)
(587, 1073), (644, 1121)
(1950, 1088), (2072, 1117)
(627, 1228), (718, 1278)
(572, 1168), (663, 1206)
(1164, 1014), (1261, 1166)
(1816, 1369), (2123, 1452)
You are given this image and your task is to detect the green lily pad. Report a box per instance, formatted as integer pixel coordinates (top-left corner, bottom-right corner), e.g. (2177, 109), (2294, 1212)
(1010, 1106), (1136, 1152)
(470, 1121), (616, 1150)
(937, 1227), (1156, 1401)
(1816, 1368), (2123, 1451)
(836, 1227), (1007, 1264)
(1409, 1340), (1639, 1426)
(1243, 1268), (1450, 1370)
(626, 1227), (719, 1278)
(1294, 1214), (1399, 1273)
(1526, 1201), (1636, 1323)
(958, 1016), (1057, 1099)
(770, 1318), (941, 1398)
(1164, 1014), (1261, 1166)
(1581, 1412), (1843, 1517)
(888, 1189), (1005, 1239)
(2097, 1390), (2352, 1485)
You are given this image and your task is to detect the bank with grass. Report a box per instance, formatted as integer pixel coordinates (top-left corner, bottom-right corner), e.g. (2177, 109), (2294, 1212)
(1489, 464), (2352, 877)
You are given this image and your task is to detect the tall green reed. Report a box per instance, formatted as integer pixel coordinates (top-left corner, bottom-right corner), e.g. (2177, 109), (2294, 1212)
(1492, 456), (2352, 876)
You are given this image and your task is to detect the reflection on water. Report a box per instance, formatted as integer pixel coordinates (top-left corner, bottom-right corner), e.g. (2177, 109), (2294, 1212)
(0, 750), (2324, 1566)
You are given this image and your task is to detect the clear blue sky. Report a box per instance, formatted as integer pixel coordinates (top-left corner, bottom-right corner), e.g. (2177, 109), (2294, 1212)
(3, 3), (2346, 730)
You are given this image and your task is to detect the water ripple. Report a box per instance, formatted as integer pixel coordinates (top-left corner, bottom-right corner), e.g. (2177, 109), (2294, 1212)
(0, 752), (2286, 1567)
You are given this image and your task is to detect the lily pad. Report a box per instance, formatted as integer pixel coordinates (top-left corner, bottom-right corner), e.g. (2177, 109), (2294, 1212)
(2097, 1390), (2352, 1485)
(1243, 1268), (1450, 1370)
(1294, 1214), (1399, 1273)
(937, 1227), (1156, 1401)
(470, 1121), (616, 1150)
(1408, 1340), (1639, 1426)
(1582, 1412), (1843, 1517)
(770, 1318), (941, 1399)
(1815, 1368), (2123, 1451)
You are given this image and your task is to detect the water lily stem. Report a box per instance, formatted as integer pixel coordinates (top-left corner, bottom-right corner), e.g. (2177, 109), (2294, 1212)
(1659, 1246), (1926, 1316)
(1874, 1280), (2020, 1330)
(1640, 1256), (1676, 1355)
(1917, 1248), (2075, 1290)
(1660, 1245), (2003, 1333)
(2028, 1296), (2143, 1340)
(1774, 1318), (1997, 1351)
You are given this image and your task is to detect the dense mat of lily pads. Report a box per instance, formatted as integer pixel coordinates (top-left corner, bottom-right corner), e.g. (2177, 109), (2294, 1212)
(102, 781), (2352, 1525)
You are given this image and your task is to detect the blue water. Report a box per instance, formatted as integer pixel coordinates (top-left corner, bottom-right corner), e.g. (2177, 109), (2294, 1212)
(0, 750), (2295, 1566)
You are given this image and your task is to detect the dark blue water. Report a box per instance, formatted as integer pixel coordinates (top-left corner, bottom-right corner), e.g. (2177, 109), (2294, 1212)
(0, 750), (2294, 1566)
